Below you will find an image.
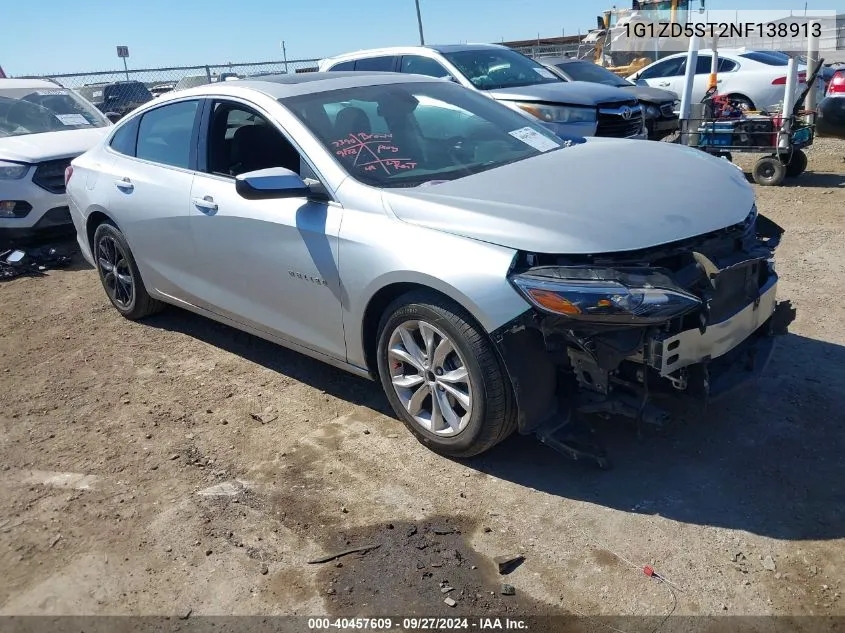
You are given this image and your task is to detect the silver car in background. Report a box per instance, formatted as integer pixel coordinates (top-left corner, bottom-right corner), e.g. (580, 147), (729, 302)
(66, 73), (792, 459)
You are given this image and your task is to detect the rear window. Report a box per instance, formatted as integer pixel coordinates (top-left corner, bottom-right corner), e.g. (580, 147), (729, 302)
(328, 60), (355, 71)
(740, 51), (789, 66)
(354, 56), (397, 72)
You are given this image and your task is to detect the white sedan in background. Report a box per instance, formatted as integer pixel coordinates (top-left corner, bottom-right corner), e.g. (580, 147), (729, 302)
(629, 49), (825, 112)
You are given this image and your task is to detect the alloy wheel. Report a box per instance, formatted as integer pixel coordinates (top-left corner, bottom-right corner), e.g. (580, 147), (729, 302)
(387, 320), (474, 436)
(97, 235), (135, 309)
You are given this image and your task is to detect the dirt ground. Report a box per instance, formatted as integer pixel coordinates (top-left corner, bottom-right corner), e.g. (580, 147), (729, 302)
(1, 139), (843, 626)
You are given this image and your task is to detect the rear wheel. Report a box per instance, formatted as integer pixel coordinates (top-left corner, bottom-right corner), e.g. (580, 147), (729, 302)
(93, 222), (163, 320)
(728, 94), (755, 112)
(783, 149), (808, 178)
(376, 291), (516, 458)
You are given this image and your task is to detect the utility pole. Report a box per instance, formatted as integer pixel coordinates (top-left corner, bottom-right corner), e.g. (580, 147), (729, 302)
(281, 40), (288, 73)
(414, 0), (425, 45)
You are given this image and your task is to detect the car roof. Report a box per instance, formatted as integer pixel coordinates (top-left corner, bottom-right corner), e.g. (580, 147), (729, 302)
(157, 71), (438, 102)
(322, 43), (507, 63)
(0, 78), (63, 90)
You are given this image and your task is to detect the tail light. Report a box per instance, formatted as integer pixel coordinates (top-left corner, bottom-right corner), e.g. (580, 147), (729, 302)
(773, 72), (807, 85)
(828, 70), (845, 95)
(64, 165), (73, 187)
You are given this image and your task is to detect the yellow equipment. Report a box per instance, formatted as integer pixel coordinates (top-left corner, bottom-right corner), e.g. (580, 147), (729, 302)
(582, 0), (696, 77)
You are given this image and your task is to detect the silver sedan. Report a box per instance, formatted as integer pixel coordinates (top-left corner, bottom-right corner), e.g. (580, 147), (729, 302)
(66, 72), (791, 459)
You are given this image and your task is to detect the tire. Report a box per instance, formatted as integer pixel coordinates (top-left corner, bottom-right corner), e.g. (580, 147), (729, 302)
(728, 94), (755, 112)
(92, 221), (163, 320)
(752, 156), (787, 186)
(783, 149), (808, 178)
(376, 290), (516, 458)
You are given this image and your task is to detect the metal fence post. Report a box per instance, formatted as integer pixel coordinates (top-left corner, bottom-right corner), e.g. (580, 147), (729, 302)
(205, 66), (212, 83)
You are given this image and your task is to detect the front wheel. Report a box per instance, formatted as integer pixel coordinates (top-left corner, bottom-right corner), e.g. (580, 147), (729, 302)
(752, 156), (787, 186)
(376, 291), (516, 458)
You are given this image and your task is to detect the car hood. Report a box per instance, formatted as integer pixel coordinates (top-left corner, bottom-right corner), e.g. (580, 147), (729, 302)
(382, 139), (754, 254)
(488, 81), (637, 106)
(620, 84), (678, 104)
(0, 127), (109, 163)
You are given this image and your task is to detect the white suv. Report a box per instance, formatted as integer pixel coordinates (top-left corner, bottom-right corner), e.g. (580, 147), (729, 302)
(1, 79), (111, 242)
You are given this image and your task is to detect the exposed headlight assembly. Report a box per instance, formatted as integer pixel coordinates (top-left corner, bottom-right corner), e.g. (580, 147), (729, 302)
(510, 266), (702, 324)
(644, 104), (661, 119)
(0, 161), (29, 180)
(508, 102), (597, 124)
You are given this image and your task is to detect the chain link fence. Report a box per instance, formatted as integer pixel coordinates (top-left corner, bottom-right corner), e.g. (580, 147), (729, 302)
(16, 59), (321, 95)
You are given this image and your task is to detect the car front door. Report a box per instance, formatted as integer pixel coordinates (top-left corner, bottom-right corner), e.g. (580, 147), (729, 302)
(638, 56), (686, 95)
(105, 98), (201, 298)
(186, 98), (345, 360)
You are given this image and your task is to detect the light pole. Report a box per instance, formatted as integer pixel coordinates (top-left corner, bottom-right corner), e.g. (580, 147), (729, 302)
(414, 0), (425, 45)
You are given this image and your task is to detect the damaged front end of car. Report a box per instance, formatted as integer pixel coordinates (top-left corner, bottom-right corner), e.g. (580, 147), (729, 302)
(491, 207), (796, 466)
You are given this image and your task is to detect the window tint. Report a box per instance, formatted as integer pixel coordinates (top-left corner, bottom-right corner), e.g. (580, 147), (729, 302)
(354, 56), (397, 72)
(136, 100), (198, 169)
(640, 56), (685, 79)
(400, 55), (451, 79)
(328, 60), (355, 71)
(740, 51), (789, 66)
(205, 101), (302, 177)
(694, 56), (737, 74)
(109, 116), (140, 156)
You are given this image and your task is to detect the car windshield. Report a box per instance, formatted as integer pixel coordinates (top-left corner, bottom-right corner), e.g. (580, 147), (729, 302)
(441, 48), (563, 90)
(0, 86), (109, 138)
(281, 80), (568, 188)
(553, 60), (632, 87)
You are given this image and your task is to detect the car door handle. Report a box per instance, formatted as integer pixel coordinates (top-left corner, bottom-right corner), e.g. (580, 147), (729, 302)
(657, 81), (671, 87)
(114, 177), (133, 191)
(192, 195), (218, 212)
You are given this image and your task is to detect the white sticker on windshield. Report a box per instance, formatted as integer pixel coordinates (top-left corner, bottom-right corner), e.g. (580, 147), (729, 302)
(35, 89), (68, 96)
(56, 113), (90, 126)
(534, 67), (556, 79)
(509, 127), (560, 152)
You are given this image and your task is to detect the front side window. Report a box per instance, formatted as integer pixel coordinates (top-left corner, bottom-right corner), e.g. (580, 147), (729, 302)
(282, 80), (566, 188)
(400, 55), (452, 79)
(639, 56), (685, 79)
(205, 101), (302, 176)
(0, 86), (109, 138)
(442, 48), (562, 90)
(136, 100), (199, 169)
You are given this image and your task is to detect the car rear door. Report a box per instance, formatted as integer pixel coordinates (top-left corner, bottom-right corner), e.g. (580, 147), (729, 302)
(104, 98), (201, 299)
(186, 98), (346, 360)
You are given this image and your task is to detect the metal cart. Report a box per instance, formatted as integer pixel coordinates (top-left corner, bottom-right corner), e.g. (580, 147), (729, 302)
(681, 110), (815, 187)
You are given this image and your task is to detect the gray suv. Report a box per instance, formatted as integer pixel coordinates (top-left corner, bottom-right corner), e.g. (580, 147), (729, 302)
(319, 44), (647, 140)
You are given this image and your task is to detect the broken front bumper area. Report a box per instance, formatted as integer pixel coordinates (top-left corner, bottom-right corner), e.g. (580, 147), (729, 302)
(491, 213), (796, 466)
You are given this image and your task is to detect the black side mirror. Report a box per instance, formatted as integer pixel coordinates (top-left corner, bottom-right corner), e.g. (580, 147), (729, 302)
(236, 167), (327, 200)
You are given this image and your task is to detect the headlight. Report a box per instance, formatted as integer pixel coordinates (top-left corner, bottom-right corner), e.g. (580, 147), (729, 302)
(510, 266), (702, 324)
(645, 104), (661, 119)
(0, 161), (29, 180)
(506, 102), (597, 124)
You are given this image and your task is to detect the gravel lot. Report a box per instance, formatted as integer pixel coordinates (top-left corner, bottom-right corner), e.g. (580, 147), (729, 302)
(1, 139), (843, 624)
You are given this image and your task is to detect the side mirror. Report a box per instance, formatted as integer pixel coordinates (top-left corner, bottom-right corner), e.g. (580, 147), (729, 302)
(236, 167), (318, 200)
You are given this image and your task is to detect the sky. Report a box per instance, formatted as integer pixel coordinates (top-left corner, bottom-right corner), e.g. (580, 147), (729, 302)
(2, 0), (844, 76)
